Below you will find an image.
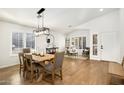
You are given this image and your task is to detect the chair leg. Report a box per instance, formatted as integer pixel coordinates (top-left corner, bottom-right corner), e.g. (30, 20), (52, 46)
(30, 70), (33, 82)
(23, 68), (26, 78)
(52, 71), (55, 84)
(19, 66), (21, 75)
(23, 70), (26, 80)
(42, 70), (45, 80)
(24, 70), (29, 80)
(60, 70), (63, 80)
(36, 69), (39, 80)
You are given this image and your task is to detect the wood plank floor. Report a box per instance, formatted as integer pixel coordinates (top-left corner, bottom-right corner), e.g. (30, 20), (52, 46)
(0, 57), (124, 85)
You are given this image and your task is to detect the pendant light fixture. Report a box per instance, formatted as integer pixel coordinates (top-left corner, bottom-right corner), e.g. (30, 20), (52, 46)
(33, 8), (50, 36)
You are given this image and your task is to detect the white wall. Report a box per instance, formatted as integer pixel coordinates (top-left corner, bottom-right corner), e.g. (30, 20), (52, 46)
(0, 21), (34, 68)
(66, 30), (90, 55)
(0, 21), (65, 68)
(120, 9), (124, 63)
(76, 10), (120, 62)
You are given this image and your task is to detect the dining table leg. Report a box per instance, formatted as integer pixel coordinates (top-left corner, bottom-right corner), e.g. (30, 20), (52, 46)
(36, 65), (44, 82)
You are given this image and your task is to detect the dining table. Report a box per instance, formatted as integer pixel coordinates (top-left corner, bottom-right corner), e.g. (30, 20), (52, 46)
(24, 53), (55, 82)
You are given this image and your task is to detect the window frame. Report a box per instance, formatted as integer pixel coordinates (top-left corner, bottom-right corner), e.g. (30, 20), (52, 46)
(10, 32), (36, 56)
(26, 33), (36, 49)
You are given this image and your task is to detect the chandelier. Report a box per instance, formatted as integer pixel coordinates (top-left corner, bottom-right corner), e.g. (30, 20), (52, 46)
(33, 8), (50, 36)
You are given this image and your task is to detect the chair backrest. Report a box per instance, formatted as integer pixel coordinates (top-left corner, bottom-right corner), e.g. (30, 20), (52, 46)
(23, 48), (31, 53)
(25, 54), (33, 71)
(18, 53), (24, 65)
(54, 52), (64, 69)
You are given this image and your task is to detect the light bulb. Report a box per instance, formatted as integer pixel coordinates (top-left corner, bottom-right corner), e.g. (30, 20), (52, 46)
(99, 8), (104, 12)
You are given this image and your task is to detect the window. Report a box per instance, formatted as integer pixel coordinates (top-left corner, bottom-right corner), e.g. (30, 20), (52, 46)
(92, 34), (98, 55)
(71, 38), (74, 45)
(26, 33), (35, 49)
(12, 32), (24, 54)
(65, 38), (70, 48)
(79, 37), (82, 49)
(75, 37), (79, 49)
(66, 36), (87, 49)
(12, 32), (35, 54)
(83, 37), (86, 49)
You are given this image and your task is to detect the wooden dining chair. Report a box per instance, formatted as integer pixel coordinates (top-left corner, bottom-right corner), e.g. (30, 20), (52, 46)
(18, 53), (25, 76)
(24, 54), (42, 82)
(42, 52), (64, 84)
(23, 48), (31, 53)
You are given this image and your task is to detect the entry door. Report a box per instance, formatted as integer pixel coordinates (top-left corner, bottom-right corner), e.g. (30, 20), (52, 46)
(100, 32), (118, 62)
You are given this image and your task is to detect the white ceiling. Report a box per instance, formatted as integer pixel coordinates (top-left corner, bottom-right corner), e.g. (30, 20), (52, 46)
(0, 8), (118, 33)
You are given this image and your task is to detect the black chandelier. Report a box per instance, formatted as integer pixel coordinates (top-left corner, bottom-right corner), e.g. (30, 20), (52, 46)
(33, 8), (50, 36)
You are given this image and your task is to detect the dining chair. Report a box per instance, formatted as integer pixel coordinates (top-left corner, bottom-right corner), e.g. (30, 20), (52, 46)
(42, 51), (64, 84)
(18, 53), (25, 76)
(23, 48), (31, 53)
(24, 54), (42, 82)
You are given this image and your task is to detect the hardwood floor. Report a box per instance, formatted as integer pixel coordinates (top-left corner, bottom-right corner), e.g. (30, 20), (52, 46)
(0, 57), (124, 85)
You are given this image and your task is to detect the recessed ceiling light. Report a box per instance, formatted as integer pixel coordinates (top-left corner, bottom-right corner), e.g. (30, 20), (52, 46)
(99, 8), (104, 12)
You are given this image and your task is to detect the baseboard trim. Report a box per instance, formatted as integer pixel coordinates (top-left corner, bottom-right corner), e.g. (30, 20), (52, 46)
(90, 59), (120, 64)
(0, 63), (19, 69)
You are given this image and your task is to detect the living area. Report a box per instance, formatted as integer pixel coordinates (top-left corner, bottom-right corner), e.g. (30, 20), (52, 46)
(64, 29), (90, 60)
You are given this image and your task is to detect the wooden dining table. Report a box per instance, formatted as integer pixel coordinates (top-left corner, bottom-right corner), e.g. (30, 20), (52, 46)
(25, 53), (54, 62)
(24, 53), (55, 82)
